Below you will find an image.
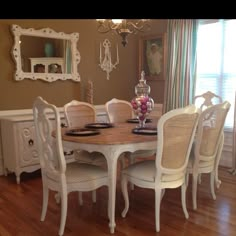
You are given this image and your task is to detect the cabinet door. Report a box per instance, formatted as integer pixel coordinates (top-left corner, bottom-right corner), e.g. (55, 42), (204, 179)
(17, 121), (39, 167)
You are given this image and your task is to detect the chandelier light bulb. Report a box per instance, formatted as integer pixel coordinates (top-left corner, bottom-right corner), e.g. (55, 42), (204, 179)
(111, 19), (122, 24)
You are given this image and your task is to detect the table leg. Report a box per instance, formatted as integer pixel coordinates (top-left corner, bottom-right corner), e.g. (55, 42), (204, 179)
(105, 148), (120, 234)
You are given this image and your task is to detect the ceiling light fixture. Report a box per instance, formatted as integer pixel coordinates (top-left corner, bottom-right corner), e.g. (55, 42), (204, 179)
(96, 19), (151, 47)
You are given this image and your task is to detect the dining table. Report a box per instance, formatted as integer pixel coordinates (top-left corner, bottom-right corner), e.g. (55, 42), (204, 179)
(60, 121), (158, 233)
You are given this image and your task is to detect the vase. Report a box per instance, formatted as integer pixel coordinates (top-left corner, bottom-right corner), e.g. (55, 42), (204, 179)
(131, 71), (154, 128)
(44, 42), (54, 57)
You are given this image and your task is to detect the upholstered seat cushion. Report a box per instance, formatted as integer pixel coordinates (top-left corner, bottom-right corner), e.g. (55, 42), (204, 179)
(47, 162), (108, 183)
(66, 162), (108, 183)
(123, 160), (184, 182)
(188, 153), (215, 169)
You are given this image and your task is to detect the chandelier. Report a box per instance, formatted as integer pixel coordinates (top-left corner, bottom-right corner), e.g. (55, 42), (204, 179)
(96, 19), (151, 47)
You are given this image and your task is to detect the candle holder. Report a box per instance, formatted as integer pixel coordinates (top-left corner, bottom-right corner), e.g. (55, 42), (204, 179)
(131, 71), (154, 128)
(99, 39), (119, 80)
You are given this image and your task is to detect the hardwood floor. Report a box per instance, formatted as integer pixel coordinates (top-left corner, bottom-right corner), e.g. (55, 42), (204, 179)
(0, 166), (236, 236)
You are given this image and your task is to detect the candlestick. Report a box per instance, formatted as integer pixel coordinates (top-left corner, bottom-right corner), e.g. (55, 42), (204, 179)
(100, 43), (102, 63)
(86, 80), (94, 104)
(116, 44), (119, 63)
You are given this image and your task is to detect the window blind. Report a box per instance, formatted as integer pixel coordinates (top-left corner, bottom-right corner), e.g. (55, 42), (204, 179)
(195, 19), (236, 129)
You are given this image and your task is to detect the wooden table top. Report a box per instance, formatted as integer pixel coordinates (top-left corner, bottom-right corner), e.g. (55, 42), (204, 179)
(61, 122), (158, 145)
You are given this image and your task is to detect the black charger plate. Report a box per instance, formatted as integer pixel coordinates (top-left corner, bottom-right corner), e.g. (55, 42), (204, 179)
(127, 118), (152, 123)
(85, 123), (114, 129)
(132, 127), (157, 135)
(65, 128), (100, 136)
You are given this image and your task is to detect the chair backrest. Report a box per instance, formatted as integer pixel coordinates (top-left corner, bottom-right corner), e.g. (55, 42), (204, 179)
(156, 105), (200, 178)
(64, 100), (96, 127)
(194, 91), (222, 111)
(33, 96), (66, 179)
(194, 101), (231, 162)
(105, 98), (135, 123)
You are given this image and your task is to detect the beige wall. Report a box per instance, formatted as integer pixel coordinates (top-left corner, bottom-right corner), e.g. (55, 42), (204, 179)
(0, 19), (167, 110)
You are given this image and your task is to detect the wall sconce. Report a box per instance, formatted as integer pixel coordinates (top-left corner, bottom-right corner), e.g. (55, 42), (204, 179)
(99, 39), (119, 80)
(96, 19), (151, 47)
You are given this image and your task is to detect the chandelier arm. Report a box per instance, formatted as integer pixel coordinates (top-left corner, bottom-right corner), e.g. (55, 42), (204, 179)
(126, 20), (151, 33)
(109, 21), (121, 31)
(98, 28), (113, 33)
(97, 23), (112, 33)
(98, 20), (121, 33)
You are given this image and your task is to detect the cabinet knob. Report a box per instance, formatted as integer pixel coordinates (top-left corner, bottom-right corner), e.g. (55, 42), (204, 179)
(28, 139), (34, 146)
(61, 123), (68, 128)
(64, 150), (74, 156)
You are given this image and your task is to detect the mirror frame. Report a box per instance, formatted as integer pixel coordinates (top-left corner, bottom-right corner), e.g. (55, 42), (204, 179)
(11, 24), (81, 82)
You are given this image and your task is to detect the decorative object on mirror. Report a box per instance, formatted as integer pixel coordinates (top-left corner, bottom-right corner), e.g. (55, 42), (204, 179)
(99, 39), (119, 80)
(86, 80), (94, 104)
(44, 42), (54, 57)
(131, 71), (154, 128)
(11, 24), (81, 82)
(30, 57), (64, 73)
(97, 19), (151, 47)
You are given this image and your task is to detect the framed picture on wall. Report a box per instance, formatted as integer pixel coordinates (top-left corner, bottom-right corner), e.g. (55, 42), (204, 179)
(139, 34), (166, 81)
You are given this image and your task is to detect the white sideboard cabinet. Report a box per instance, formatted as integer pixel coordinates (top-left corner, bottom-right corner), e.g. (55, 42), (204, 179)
(1, 117), (41, 184)
(0, 105), (108, 184)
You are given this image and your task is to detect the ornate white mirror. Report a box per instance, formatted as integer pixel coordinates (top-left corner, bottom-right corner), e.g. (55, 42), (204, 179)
(11, 24), (81, 82)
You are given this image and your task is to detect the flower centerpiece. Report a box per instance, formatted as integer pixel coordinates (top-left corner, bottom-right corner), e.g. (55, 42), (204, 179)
(131, 71), (154, 127)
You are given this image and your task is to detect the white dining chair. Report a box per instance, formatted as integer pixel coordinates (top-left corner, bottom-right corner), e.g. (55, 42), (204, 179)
(33, 96), (109, 236)
(105, 98), (157, 167)
(194, 91), (223, 111)
(194, 91), (223, 187)
(121, 105), (200, 232)
(64, 100), (106, 165)
(187, 101), (231, 210)
(64, 100), (107, 205)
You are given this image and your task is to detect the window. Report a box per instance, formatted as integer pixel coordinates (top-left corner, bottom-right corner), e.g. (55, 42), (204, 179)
(195, 19), (236, 129)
